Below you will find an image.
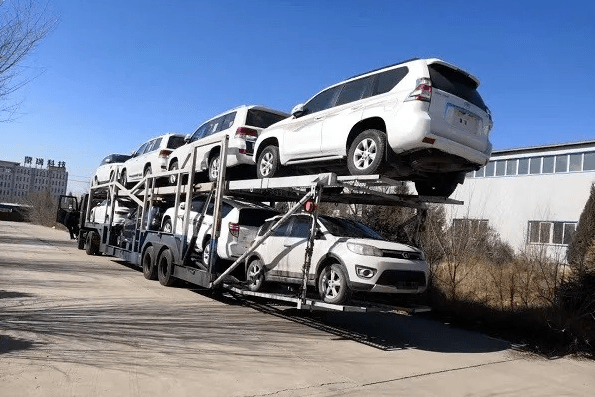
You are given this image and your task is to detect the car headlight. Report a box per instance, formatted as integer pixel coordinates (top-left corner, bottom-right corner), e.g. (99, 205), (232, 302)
(355, 265), (377, 279)
(347, 243), (383, 257)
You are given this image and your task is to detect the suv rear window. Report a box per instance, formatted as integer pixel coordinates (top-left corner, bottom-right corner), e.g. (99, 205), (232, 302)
(428, 64), (487, 112)
(246, 110), (287, 128)
(167, 136), (186, 149)
(238, 208), (279, 227)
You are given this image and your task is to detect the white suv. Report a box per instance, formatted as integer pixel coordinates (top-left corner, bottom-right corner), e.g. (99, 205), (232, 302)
(119, 133), (186, 186)
(254, 58), (493, 197)
(166, 105), (288, 182)
(160, 195), (279, 265)
(245, 213), (429, 305)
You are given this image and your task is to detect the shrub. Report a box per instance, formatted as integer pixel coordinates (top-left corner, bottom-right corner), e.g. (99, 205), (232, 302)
(567, 184), (595, 271)
(18, 189), (58, 227)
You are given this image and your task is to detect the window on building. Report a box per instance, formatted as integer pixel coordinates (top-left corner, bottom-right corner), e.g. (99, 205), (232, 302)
(542, 156), (554, 173)
(506, 159), (517, 175)
(527, 221), (577, 245)
(495, 160), (506, 176)
(518, 158), (529, 175)
(452, 218), (489, 235)
(529, 157), (541, 174)
(475, 167), (485, 177)
(584, 152), (595, 171)
(569, 153), (582, 172)
(555, 154), (568, 173)
(485, 161), (495, 177)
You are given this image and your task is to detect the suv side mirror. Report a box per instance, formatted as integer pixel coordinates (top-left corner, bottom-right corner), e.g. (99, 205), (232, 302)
(184, 134), (191, 142)
(291, 103), (306, 118)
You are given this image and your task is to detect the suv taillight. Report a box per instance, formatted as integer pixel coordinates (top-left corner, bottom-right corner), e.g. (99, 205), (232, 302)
(235, 127), (258, 139)
(405, 78), (432, 102)
(229, 222), (240, 237)
(159, 149), (173, 158)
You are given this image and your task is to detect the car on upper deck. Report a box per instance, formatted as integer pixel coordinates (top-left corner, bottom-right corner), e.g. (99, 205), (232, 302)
(166, 105), (288, 182)
(92, 153), (132, 186)
(253, 58), (493, 197)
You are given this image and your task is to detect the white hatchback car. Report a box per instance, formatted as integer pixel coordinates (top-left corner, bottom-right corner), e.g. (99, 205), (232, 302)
(254, 58), (493, 197)
(92, 153), (131, 186)
(245, 213), (429, 305)
(166, 105), (288, 182)
(119, 133), (186, 186)
(160, 195), (279, 264)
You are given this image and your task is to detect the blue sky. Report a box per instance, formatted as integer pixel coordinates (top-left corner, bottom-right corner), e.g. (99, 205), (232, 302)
(1, 0), (594, 193)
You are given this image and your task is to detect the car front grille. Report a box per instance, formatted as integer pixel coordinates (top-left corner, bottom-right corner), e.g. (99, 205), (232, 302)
(376, 270), (426, 289)
(381, 249), (423, 260)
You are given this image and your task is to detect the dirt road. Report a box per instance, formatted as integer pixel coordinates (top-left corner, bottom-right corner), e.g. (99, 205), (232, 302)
(1, 220), (593, 396)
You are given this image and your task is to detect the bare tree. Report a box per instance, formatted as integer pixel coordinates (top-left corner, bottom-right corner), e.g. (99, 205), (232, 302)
(0, 0), (56, 119)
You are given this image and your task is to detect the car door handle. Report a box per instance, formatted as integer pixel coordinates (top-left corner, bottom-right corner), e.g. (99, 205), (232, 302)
(351, 105), (362, 110)
(314, 116), (324, 120)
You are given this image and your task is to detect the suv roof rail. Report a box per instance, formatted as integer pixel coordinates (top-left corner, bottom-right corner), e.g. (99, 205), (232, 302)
(346, 57), (421, 80)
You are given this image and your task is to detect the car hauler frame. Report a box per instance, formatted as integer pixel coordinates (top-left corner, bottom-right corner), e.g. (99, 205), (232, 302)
(65, 135), (461, 313)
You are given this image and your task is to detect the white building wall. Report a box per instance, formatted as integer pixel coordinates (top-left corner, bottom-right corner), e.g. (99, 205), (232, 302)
(444, 143), (595, 259)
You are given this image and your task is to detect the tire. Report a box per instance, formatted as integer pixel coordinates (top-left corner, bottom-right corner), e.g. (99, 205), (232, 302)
(347, 129), (386, 176)
(119, 169), (128, 187)
(168, 160), (178, 185)
(318, 263), (351, 305)
(142, 246), (157, 280)
(256, 145), (281, 179)
(246, 258), (265, 292)
(208, 154), (220, 182)
(77, 230), (85, 250)
(157, 249), (176, 287)
(201, 237), (219, 268)
(415, 177), (458, 198)
(85, 231), (99, 256)
(162, 218), (173, 233)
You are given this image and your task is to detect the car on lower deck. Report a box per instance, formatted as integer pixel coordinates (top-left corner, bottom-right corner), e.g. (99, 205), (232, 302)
(165, 105), (288, 182)
(254, 58), (493, 197)
(119, 133), (186, 186)
(160, 195), (279, 265)
(245, 213), (429, 305)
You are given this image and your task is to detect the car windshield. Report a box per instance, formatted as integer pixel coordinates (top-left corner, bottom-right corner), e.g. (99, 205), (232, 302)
(319, 216), (383, 240)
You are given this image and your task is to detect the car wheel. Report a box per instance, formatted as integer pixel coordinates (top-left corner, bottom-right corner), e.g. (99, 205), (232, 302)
(162, 218), (172, 233)
(157, 249), (176, 287)
(318, 263), (351, 305)
(415, 177), (458, 197)
(208, 154), (220, 182)
(119, 169), (128, 187)
(246, 258), (265, 292)
(257, 145), (281, 179)
(347, 129), (386, 176)
(85, 231), (100, 256)
(168, 160), (179, 185)
(201, 237), (219, 268)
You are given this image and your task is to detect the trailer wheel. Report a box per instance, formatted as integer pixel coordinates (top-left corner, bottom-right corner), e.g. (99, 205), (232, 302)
(157, 249), (176, 287)
(246, 258), (265, 292)
(142, 246), (157, 280)
(77, 230), (85, 250)
(85, 231), (99, 256)
(318, 263), (351, 305)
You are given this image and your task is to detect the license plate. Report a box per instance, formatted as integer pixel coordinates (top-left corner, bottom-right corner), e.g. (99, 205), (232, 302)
(447, 106), (479, 134)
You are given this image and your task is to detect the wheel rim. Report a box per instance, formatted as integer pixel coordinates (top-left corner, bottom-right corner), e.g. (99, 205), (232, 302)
(209, 157), (219, 180)
(353, 138), (377, 170)
(169, 163), (178, 184)
(247, 262), (263, 286)
(203, 241), (211, 264)
(323, 268), (342, 299)
(163, 221), (172, 233)
(259, 152), (273, 177)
